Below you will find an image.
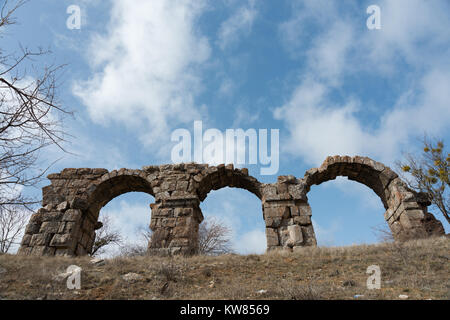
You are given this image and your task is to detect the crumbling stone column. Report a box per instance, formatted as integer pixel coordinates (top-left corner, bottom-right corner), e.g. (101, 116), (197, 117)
(383, 177), (445, 241)
(18, 168), (108, 256)
(149, 196), (203, 255)
(262, 176), (317, 252)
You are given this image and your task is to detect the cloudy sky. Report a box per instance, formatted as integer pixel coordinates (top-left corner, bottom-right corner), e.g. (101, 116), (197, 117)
(4, 0), (449, 255)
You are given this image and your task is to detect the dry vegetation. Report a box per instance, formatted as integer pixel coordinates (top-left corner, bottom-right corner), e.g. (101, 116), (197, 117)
(0, 236), (448, 300)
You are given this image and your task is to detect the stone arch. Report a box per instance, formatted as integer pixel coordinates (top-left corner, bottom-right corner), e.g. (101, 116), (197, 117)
(18, 158), (445, 257)
(76, 170), (155, 256)
(302, 155), (445, 241)
(194, 164), (262, 201)
(192, 164), (264, 253)
(85, 170), (154, 220)
(303, 155), (394, 208)
(191, 165), (264, 253)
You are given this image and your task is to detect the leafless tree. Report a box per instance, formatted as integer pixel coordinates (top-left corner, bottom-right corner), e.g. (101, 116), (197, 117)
(90, 215), (123, 256)
(0, 204), (29, 253)
(371, 223), (394, 243)
(198, 216), (233, 255)
(119, 227), (152, 257)
(0, 0), (70, 214)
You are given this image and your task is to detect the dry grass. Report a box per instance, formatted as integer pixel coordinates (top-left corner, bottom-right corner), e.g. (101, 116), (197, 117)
(0, 236), (448, 300)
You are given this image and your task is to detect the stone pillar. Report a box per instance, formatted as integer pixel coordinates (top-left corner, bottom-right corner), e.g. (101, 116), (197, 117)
(18, 168), (108, 256)
(384, 177), (445, 241)
(148, 196), (203, 255)
(262, 176), (317, 252)
(18, 200), (85, 256)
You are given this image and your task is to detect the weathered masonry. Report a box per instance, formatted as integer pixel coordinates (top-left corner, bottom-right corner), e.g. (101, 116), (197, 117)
(18, 155), (445, 256)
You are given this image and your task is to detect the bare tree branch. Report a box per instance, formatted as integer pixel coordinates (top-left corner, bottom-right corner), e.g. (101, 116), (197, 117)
(0, 204), (30, 253)
(90, 215), (123, 256)
(0, 0), (71, 217)
(198, 216), (233, 256)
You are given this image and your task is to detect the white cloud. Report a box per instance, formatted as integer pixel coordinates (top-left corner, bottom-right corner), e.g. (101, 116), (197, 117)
(200, 188), (265, 254)
(312, 218), (340, 247)
(274, 78), (367, 165)
(217, 0), (258, 50)
(98, 199), (152, 257)
(42, 121), (136, 171)
(316, 177), (384, 211)
(275, 0), (450, 167)
(73, 0), (211, 155)
(361, 0), (450, 72)
(101, 200), (151, 241)
(234, 229), (266, 254)
(218, 77), (235, 97)
(305, 21), (354, 85)
(278, 0), (345, 58)
(232, 107), (259, 127)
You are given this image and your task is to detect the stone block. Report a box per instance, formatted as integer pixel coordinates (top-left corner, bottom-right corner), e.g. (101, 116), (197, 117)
(56, 201), (69, 212)
(30, 233), (52, 246)
(403, 209), (425, 220)
(31, 246), (55, 256)
(301, 226), (316, 246)
(288, 184), (306, 200)
(399, 213), (423, 229)
(50, 234), (73, 248)
(277, 183), (288, 194)
(169, 238), (190, 247)
(41, 211), (64, 222)
(265, 228), (279, 247)
(290, 206), (300, 216)
(288, 225), (303, 246)
(293, 216), (311, 226)
(25, 222), (41, 235)
(39, 221), (61, 234)
(62, 209), (82, 222)
(58, 222), (79, 235)
(265, 217), (282, 228)
(21, 234), (32, 246)
(298, 203), (312, 216)
(69, 198), (88, 210)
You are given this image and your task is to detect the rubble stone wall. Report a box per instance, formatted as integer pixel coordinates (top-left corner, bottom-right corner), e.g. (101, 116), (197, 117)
(18, 156), (445, 256)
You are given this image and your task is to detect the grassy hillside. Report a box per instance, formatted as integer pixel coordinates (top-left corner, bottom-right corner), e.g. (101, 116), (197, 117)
(0, 236), (448, 300)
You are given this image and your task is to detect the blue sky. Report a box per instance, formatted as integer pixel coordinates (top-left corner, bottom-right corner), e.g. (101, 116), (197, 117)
(4, 0), (450, 255)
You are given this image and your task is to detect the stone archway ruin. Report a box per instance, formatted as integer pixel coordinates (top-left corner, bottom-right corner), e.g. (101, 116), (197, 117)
(18, 156), (445, 256)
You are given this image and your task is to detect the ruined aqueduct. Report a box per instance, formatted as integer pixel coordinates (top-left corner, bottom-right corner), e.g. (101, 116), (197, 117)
(18, 155), (445, 256)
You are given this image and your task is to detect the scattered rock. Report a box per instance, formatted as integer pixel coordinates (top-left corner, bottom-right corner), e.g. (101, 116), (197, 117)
(256, 289), (267, 295)
(121, 272), (143, 283)
(0, 267), (7, 275)
(343, 280), (356, 287)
